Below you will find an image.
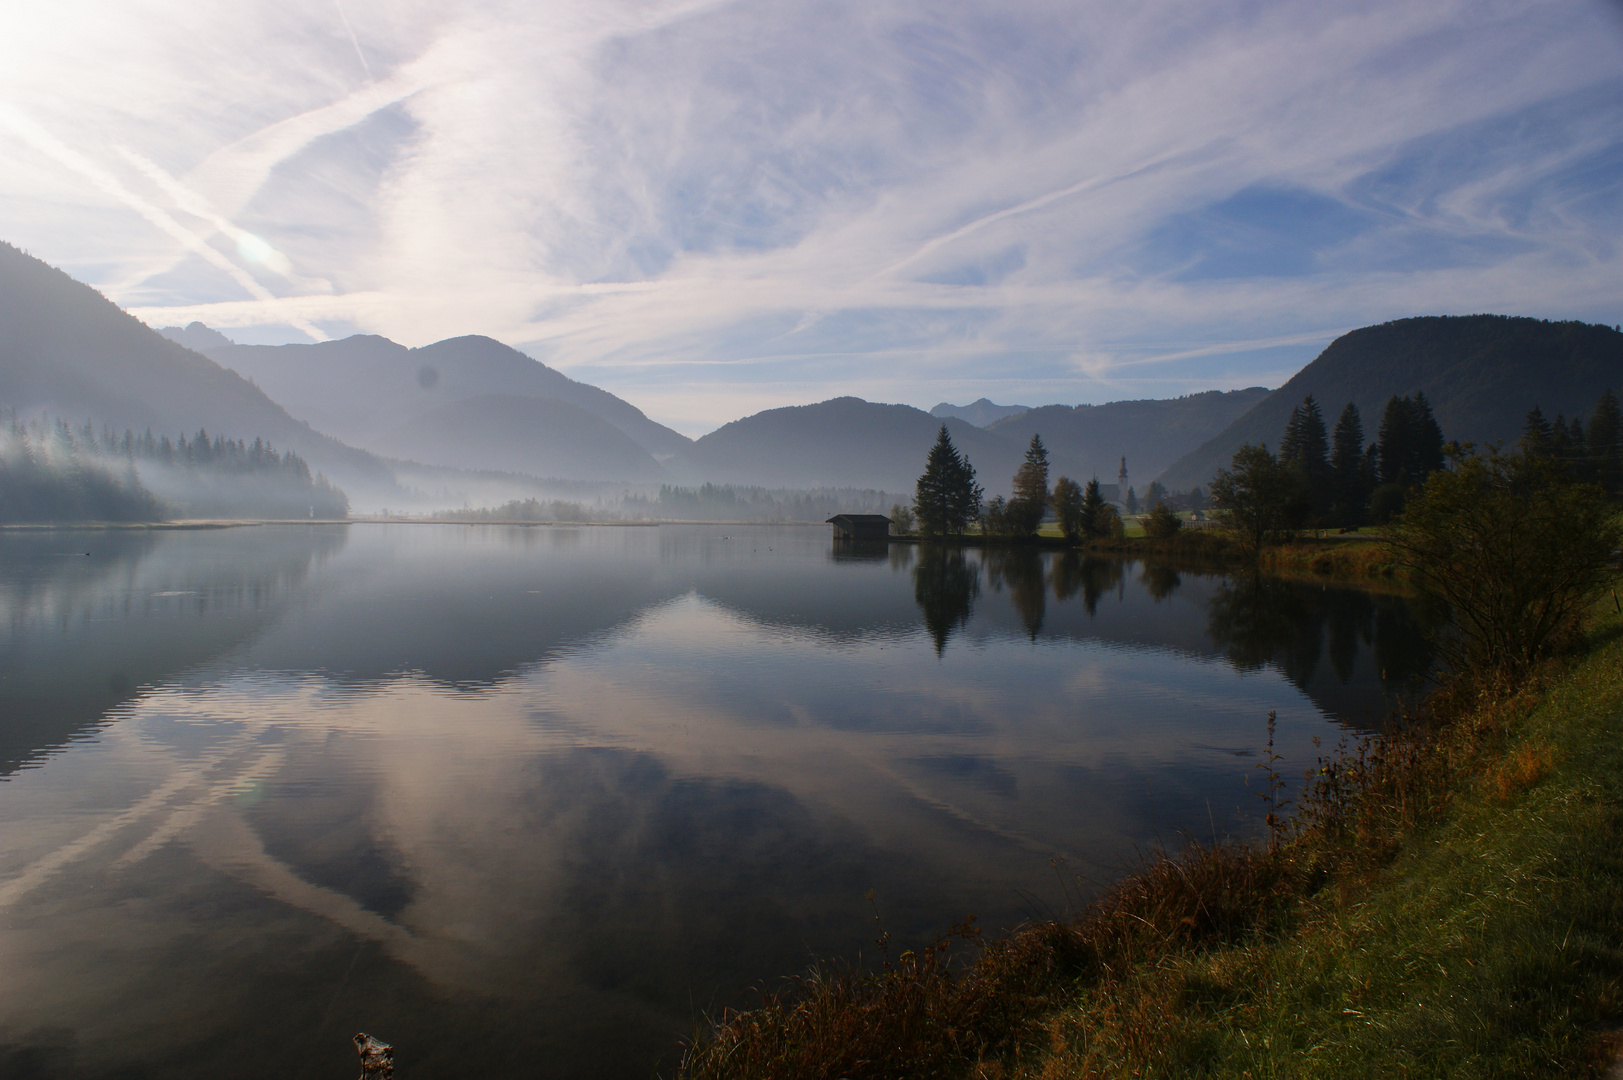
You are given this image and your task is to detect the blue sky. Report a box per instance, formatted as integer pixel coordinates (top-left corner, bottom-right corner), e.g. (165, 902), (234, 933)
(1, 0), (1620, 435)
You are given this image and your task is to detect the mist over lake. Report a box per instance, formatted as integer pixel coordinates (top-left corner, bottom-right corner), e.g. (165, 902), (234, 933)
(0, 523), (1432, 1077)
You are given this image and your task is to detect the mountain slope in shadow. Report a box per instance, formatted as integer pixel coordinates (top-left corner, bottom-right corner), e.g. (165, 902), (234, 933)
(1159, 315), (1623, 489)
(0, 243), (391, 490)
(369, 394), (666, 481)
(201, 332), (691, 462)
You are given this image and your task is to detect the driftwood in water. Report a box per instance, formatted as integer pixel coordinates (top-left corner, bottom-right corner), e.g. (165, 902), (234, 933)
(354, 1033), (394, 1079)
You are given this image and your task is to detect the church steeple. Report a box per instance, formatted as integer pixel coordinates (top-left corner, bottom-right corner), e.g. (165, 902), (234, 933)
(1118, 455), (1128, 488)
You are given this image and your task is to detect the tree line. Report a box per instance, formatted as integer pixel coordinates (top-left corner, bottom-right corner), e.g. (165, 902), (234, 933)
(1212, 388), (1623, 548)
(0, 413), (348, 522)
(909, 425), (1168, 542)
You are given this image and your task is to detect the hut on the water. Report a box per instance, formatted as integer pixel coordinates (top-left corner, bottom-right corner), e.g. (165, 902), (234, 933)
(826, 514), (892, 540)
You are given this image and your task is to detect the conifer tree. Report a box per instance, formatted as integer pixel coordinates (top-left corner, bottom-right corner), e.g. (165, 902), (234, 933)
(1080, 477), (1108, 539)
(1522, 406), (1555, 456)
(1007, 434), (1050, 536)
(915, 426), (982, 536)
(1330, 402), (1373, 528)
(1280, 394), (1330, 517)
(1588, 389), (1622, 494)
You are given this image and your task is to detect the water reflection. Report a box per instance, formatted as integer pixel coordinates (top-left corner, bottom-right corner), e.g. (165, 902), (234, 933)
(911, 546), (979, 654)
(0, 525), (1437, 1079)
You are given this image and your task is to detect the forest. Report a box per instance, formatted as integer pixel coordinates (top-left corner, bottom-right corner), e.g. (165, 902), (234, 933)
(0, 414), (349, 522)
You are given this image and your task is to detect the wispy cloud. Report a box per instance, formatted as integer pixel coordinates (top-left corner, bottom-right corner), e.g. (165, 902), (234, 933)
(0, 0), (1618, 433)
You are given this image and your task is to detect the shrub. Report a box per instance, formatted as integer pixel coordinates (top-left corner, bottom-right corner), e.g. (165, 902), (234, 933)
(1143, 503), (1183, 539)
(1389, 446), (1620, 680)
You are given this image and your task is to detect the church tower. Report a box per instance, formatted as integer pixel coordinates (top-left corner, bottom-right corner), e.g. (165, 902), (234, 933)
(1118, 455), (1128, 490)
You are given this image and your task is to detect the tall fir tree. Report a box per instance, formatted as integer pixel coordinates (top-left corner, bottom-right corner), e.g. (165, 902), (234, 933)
(916, 426), (970, 536)
(1007, 434), (1051, 536)
(1588, 389), (1622, 494)
(1412, 392), (1445, 477)
(1330, 402), (1374, 528)
(1377, 393), (1446, 488)
(1280, 394), (1331, 517)
(1522, 406), (1555, 457)
(1080, 477), (1108, 539)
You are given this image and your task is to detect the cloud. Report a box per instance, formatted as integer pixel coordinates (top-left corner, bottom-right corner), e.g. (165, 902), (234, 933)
(0, 0), (1619, 433)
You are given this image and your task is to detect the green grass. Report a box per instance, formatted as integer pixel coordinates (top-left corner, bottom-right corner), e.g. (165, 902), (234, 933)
(1016, 616), (1623, 1079)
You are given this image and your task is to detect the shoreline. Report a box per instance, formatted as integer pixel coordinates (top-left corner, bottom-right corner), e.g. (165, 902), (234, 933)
(680, 594), (1623, 1078)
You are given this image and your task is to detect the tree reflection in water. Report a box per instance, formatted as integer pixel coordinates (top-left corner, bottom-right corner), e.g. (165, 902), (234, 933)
(1137, 562), (1181, 603)
(912, 546), (980, 654)
(984, 548), (1047, 639)
(1049, 553), (1123, 616)
(1206, 574), (1437, 694)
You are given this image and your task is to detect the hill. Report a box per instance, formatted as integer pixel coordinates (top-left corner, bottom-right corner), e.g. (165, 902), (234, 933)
(0, 242), (392, 494)
(1158, 316), (1623, 490)
(986, 388), (1271, 488)
(202, 332), (691, 461)
(689, 397), (1026, 495)
(368, 394), (666, 481)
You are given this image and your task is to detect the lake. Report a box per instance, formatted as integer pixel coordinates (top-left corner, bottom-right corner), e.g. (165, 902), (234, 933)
(0, 523), (1434, 1078)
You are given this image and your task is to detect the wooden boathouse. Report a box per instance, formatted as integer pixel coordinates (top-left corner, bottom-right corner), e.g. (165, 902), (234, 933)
(826, 514), (892, 540)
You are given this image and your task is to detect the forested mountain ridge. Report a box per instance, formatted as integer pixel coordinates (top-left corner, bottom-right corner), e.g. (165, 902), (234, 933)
(0, 243), (392, 493)
(1159, 316), (1623, 490)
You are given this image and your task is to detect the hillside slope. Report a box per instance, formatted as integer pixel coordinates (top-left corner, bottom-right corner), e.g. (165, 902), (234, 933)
(988, 388), (1271, 487)
(368, 394), (666, 481)
(205, 333), (691, 459)
(690, 397), (1025, 494)
(1159, 316), (1623, 490)
(0, 243), (392, 491)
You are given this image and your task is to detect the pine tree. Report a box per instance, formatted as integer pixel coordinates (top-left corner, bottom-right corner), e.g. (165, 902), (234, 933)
(1412, 392), (1445, 477)
(1080, 477), (1108, 539)
(1330, 402), (1372, 529)
(1522, 406), (1555, 457)
(1377, 396), (1414, 486)
(1377, 393), (1446, 489)
(915, 426), (963, 537)
(1280, 394), (1330, 517)
(1007, 434), (1050, 536)
(1588, 389), (1622, 494)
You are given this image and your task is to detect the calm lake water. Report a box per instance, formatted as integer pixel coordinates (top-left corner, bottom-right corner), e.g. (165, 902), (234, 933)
(0, 523), (1434, 1078)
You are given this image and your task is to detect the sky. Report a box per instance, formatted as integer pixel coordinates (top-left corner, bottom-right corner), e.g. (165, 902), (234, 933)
(2, 1), (1621, 436)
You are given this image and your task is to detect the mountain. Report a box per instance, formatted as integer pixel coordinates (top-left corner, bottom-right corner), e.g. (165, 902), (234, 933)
(0, 242), (392, 493)
(689, 397), (1026, 495)
(201, 332), (691, 461)
(1158, 316), (1623, 491)
(930, 398), (1031, 427)
(157, 321), (236, 351)
(985, 388), (1271, 489)
(368, 395), (665, 481)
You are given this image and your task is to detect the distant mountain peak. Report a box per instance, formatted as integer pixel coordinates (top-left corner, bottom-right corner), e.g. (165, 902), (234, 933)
(930, 399), (1032, 427)
(157, 321), (235, 351)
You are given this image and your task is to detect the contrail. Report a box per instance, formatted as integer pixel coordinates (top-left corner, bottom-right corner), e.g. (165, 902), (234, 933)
(0, 105), (328, 341)
(332, 0), (374, 81)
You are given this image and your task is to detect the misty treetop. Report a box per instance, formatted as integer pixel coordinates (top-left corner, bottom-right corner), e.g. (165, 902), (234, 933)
(0, 413), (348, 522)
(636, 483), (898, 522)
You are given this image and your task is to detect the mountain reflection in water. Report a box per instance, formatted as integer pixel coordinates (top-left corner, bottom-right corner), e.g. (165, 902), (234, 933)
(0, 525), (1432, 1079)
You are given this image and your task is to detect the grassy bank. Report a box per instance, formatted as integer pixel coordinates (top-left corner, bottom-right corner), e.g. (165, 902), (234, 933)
(680, 599), (1623, 1079)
